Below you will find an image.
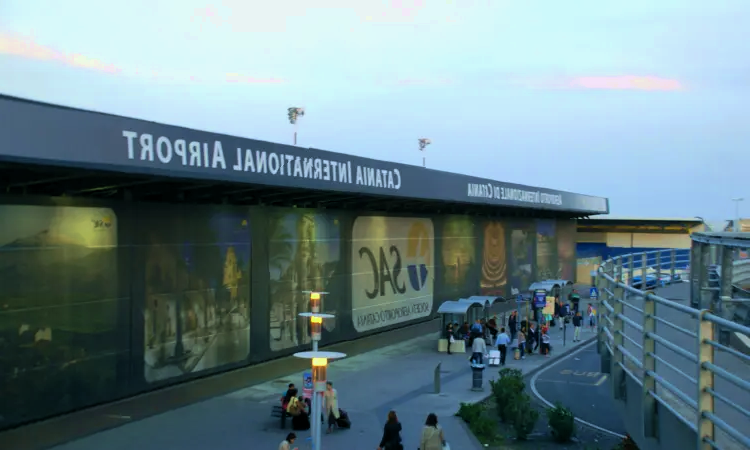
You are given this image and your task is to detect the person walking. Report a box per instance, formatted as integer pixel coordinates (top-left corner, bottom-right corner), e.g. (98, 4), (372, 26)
(540, 328), (551, 357)
(323, 381), (340, 434)
(495, 327), (511, 366)
(517, 328), (526, 359)
(471, 330), (487, 364)
(445, 323), (455, 355)
(587, 303), (596, 331)
(278, 432), (298, 450)
(377, 410), (403, 450)
(420, 413), (446, 450)
(508, 311), (518, 343)
(572, 311), (583, 342)
(568, 289), (581, 314)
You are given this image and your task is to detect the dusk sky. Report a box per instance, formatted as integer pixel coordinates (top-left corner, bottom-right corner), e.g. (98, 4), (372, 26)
(1, 0), (748, 220)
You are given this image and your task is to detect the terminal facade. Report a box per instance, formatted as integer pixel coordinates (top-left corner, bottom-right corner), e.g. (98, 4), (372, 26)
(0, 94), (608, 430)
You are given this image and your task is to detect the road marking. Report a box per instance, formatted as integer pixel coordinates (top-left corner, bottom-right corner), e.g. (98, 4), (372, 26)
(560, 369), (601, 377)
(594, 374), (608, 386)
(535, 379), (604, 387)
(530, 341), (626, 439)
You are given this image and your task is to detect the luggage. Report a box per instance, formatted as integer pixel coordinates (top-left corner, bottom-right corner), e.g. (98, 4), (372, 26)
(336, 408), (351, 429)
(488, 350), (500, 366)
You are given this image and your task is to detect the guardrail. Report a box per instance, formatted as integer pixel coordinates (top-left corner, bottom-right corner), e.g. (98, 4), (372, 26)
(597, 238), (750, 450)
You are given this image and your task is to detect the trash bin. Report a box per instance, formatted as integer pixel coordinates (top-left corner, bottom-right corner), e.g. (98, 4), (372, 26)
(470, 363), (485, 391)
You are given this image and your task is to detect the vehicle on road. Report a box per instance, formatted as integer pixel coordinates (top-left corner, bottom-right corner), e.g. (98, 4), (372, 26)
(631, 274), (657, 290)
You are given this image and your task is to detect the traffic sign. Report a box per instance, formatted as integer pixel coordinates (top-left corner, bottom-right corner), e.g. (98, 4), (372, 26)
(590, 287), (599, 299)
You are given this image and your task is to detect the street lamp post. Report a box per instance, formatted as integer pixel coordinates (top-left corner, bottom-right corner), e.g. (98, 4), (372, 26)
(296, 291), (340, 450)
(418, 138), (431, 167)
(288, 107), (305, 146)
(731, 198), (744, 232)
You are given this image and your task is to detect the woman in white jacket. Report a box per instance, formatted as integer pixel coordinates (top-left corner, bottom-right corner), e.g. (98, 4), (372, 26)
(324, 381), (340, 434)
(420, 413), (445, 450)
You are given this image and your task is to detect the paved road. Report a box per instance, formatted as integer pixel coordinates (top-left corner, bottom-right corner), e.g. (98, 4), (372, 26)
(531, 342), (626, 435)
(616, 282), (750, 450)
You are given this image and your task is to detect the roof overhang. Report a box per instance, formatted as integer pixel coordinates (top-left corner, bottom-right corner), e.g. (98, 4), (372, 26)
(578, 217), (702, 234)
(0, 94), (609, 216)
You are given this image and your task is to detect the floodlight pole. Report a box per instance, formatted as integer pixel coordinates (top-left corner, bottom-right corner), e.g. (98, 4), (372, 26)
(418, 138), (431, 167)
(288, 107), (305, 146)
(732, 198), (744, 232)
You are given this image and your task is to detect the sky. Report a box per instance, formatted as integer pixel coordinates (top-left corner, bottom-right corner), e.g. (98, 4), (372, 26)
(0, 0), (748, 220)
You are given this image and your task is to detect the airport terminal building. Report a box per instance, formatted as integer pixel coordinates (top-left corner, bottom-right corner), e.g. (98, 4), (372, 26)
(0, 94), (609, 430)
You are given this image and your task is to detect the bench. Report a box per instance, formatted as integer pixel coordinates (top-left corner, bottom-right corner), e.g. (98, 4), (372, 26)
(271, 405), (284, 418)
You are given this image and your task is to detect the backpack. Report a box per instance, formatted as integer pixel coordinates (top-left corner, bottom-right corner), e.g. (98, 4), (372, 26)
(286, 397), (300, 415)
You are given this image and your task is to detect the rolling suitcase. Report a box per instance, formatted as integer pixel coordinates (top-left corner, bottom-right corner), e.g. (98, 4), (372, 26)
(336, 408), (351, 429)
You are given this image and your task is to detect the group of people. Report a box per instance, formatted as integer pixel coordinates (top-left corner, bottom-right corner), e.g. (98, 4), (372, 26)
(444, 288), (600, 363)
(277, 398), (446, 450)
(377, 411), (447, 450)
(279, 380), (348, 434)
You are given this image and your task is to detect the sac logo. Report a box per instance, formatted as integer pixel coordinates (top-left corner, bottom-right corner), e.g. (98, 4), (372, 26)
(357, 220), (432, 299)
(406, 221), (430, 292)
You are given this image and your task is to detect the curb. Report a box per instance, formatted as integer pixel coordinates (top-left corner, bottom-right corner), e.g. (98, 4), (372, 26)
(529, 341), (626, 439)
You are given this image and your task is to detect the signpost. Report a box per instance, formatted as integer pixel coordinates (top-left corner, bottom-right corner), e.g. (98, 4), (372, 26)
(302, 371), (313, 400)
(590, 287), (599, 300)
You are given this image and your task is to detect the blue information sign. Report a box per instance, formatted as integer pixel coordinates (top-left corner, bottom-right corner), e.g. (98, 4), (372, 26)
(533, 289), (547, 308)
(590, 287), (599, 299)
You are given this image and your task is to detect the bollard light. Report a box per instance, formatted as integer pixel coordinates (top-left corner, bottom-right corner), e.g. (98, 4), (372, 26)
(312, 357), (328, 391)
(310, 316), (323, 341)
(310, 292), (321, 313)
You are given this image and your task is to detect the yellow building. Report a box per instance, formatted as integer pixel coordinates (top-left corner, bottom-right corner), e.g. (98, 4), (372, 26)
(576, 217), (703, 283)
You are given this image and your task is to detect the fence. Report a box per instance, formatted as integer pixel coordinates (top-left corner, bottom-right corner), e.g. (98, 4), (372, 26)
(597, 234), (750, 450)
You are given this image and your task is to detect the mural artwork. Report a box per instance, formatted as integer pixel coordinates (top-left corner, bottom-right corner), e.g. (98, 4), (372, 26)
(557, 220), (577, 281)
(143, 209), (251, 383)
(268, 211), (341, 351)
(351, 216), (434, 332)
(508, 221), (534, 296)
(0, 205), (119, 429)
(480, 220), (507, 297)
(536, 220), (557, 280)
(441, 216), (477, 297)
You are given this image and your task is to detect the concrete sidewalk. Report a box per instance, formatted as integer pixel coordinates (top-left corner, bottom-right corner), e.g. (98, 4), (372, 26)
(51, 326), (597, 450)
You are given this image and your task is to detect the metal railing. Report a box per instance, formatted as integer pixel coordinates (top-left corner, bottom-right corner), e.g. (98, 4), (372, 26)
(597, 237), (750, 450)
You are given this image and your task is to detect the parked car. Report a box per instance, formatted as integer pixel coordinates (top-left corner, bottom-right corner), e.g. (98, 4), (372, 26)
(658, 273), (672, 286)
(631, 274), (658, 290)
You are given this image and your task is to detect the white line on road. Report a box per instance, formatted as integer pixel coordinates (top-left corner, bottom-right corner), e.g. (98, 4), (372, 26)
(530, 341), (626, 440)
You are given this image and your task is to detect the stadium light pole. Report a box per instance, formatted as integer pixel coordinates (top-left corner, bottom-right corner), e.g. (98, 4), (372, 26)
(418, 138), (431, 167)
(731, 198), (744, 232)
(288, 107), (305, 146)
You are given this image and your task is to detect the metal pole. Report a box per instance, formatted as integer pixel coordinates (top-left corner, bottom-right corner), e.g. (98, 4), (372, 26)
(732, 197), (744, 232)
(311, 338), (319, 446)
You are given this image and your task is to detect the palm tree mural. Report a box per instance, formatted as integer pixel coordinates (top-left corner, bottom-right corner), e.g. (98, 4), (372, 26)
(268, 213), (294, 343)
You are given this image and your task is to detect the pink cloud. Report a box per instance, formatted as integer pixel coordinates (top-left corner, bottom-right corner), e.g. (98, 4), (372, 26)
(0, 32), (284, 85)
(510, 75), (685, 92)
(569, 75), (684, 91)
(0, 32), (122, 74)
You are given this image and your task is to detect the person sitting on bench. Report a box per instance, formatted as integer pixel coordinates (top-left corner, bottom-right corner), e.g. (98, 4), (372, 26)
(280, 387), (298, 429)
(291, 395), (310, 431)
